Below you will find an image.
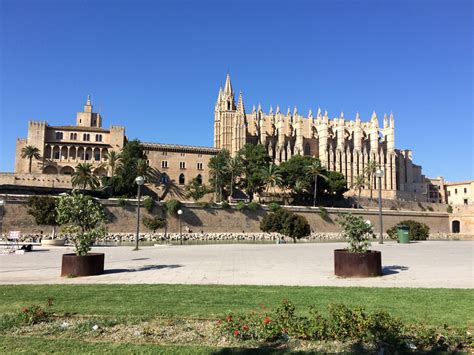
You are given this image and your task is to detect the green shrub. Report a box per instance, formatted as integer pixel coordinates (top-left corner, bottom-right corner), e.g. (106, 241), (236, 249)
(260, 209), (310, 243)
(268, 202), (281, 212)
(164, 199), (181, 216)
(417, 202), (426, 211)
(386, 220), (430, 241)
(142, 216), (166, 232)
(27, 196), (58, 227)
(220, 201), (230, 209)
(447, 205), (453, 213)
(247, 201), (260, 211)
(235, 201), (246, 211)
(426, 206), (434, 212)
(337, 213), (374, 253)
(143, 197), (154, 213)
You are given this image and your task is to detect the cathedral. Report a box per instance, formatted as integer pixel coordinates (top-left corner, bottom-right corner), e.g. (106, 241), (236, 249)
(8, 73), (428, 201)
(214, 74), (426, 199)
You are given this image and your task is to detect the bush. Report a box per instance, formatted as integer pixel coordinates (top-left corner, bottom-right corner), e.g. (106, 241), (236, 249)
(118, 197), (128, 208)
(142, 216), (166, 232)
(417, 202), (426, 211)
(426, 205), (434, 212)
(215, 301), (472, 352)
(447, 205), (453, 213)
(220, 201), (230, 209)
(387, 220), (430, 241)
(235, 201), (246, 211)
(268, 202), (281, 212)
(337, 213), (374, 253)
(164, 199), (181, 216)
(143, 197), (154, 213)
(260, 209), (310, 243)
(27, 196), (58, 226)
(247, 201), (260, 211)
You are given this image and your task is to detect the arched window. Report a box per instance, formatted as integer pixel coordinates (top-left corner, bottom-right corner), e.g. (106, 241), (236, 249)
(196, 174), (202, 185)
(179, 173), (185, 185)
(452, 220), (460, 234)
(304, 143), (311, 156)
(160, 173), (170, 185)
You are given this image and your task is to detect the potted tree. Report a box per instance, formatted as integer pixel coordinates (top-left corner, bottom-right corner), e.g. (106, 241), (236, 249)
(26, 196), (65, 246)
(56, 193), (107, 277)
(334, 213), (382, 277)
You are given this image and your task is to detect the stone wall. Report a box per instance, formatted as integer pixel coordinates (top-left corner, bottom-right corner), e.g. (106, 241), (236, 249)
(0, 195), (452, 236)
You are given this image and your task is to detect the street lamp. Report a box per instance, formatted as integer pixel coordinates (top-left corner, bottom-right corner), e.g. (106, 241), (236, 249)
(177, 209), (183, 245)
(375, 168), (384, 244)
(134, 176), (145, 251)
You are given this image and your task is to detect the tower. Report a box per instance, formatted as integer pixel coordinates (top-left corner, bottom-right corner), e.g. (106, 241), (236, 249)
(214, 73), (246, 154)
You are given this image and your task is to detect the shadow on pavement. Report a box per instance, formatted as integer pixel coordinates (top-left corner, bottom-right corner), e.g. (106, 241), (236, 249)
(104, 264), (183, 274)
(383, 265), (409, 275)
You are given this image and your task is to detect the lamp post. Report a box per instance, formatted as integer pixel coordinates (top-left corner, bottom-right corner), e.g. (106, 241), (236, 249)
(0, 200), (5, 234)
(177, 209), (183, 245)
(134, 176), (145, 251)
(375, 168), (384, 244)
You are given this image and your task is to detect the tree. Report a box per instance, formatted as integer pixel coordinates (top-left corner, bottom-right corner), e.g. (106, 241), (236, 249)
(56, 193), (107, 256)
(280, 155), (315, 196)
(226, 156), (243, 200)
(261, 163), (283, 195)
(260, 208), (311, 243)
(142, 216), (167, 233)
(136, 158), (153, 181)
(72, 163), (99, 191)
(185, 176), (210, 201)
(112, 140), (147, 196)
(104, 150), (121, 178)
(337, 213), (374, 253)
(324, 171), (348, 205)
(353, 175), (365, 200)
(306, 159), (328, 207)
(208, 149), (232, 202)
(27, 196), (59, 238)
(237, 144), (271, 201)
(364, 160), (378, 200)
(21, 145), (41, 173)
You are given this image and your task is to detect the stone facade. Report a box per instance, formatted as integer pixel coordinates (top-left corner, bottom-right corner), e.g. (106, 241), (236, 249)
(445, 181), (474, 206)
(14, 96), (126, 176)
(214, 73), (428, 200)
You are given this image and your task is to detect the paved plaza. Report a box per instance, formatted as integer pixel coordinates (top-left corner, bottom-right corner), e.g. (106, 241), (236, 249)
(0, 241), (472, 288)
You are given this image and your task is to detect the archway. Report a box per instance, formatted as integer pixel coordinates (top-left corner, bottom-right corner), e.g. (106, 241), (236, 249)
(196, 174), (202, 185)
(60, 166), (74, 175)
(452, 220), (460, 234)
(179, 173), (185, 185)
(43, 165), (58, 174)
(94, 167), (107, 177)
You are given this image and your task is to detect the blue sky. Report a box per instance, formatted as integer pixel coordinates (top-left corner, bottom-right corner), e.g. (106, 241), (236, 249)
(0, 0), (472, 181)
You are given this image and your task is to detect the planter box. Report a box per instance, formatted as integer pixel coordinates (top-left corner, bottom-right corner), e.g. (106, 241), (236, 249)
(61, 253), (104, 277)
(41, 239), (66, 246)
(334, 249), (382, 277)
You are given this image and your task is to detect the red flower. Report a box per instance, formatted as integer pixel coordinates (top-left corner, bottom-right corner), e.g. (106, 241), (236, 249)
(233, 330), (239, 336)
(226, 315), (233, 321)
(264, 317), (271, 325)
(242, 325), (249, 331)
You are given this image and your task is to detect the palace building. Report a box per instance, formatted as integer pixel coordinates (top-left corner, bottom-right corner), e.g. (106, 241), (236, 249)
(8, 73), (433, 201)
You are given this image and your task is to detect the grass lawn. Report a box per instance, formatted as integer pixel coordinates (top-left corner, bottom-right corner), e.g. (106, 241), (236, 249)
(0, 284), (472, 327)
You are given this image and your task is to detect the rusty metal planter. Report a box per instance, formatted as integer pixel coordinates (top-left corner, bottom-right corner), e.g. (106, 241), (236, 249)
(334, 249), (382, 277)
(61, 253), (104, 277)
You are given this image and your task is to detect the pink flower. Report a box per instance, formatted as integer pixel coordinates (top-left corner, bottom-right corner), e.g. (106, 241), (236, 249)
(233, 330), (239, 336)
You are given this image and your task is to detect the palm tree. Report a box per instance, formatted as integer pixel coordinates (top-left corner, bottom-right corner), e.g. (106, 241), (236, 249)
(364, 160), (378, 200)
(294, 179), (310, 194)
(353, 174), (365, 200)
(306, 159), (328, 207)
(104, 150), (121, 177)
(21, 145), (41, 173)
(261, 164), (283, 195)
(72, 163), (99, 190)
(226, 156), (243, 201)
(136, 159), (152, 180)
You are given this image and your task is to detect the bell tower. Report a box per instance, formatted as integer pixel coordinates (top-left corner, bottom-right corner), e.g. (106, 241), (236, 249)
(214, 73), (238, 153)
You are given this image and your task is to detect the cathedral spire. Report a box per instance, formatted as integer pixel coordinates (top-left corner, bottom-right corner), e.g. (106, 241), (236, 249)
(216, 86), (222, 103)
(224, 73), (233, 95)
(252, 104), (256, 113)
(237, 91), (245, 113)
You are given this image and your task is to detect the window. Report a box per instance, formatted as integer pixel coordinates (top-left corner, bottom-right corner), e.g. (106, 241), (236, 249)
(160, 173), (170, 184)
(53, 151), (60, 159)
(463, 199), (468, 205)
(85, 153), (90, 160)
(55, 132), (63, 140)
(198, 154), (202, 158)
(83, 133), (90, 141)
(95, 153), (100, 161)
(464, 188), (467, 194)
(161, 160), (168, 168)
(180, 161), (186, 169)
(455, 188), (458, 194)
(448, 191), (451, 197)
(70, 133), (77, 140)
(95, 134), (102, 142)
(162, 151), (167, 156)
(180, 153), (186, 157)
(197, 162), (203, 170)
(196, 174), (202, 185)
(179, 173), (185, 185)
